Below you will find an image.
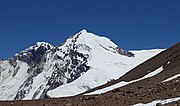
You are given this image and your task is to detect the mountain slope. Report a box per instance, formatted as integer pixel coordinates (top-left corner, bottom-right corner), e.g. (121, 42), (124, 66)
(47, 49), (163, 97)
(78, 42), (180, 96)
(0, 29), (140, 100)
(66, 42), (180, 106)
(0, 42), (178, 106)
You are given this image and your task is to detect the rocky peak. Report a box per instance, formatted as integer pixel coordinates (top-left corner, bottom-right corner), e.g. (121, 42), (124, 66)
(27, 42), (54, 51)
(9, 42), (54, 67)
(115, 47), (134, 57)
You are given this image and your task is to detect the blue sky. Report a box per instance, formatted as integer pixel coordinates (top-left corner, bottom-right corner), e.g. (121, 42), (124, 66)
(0, 0), (179, 59)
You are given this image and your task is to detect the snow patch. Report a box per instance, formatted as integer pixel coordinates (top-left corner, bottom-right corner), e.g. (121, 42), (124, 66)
(162, 74), (180, 82)
(87, 66), (163, 95)
(132, 97), (180, 106)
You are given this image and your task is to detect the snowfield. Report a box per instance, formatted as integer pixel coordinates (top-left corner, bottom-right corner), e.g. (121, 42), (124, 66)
(47, 49), (163, 97)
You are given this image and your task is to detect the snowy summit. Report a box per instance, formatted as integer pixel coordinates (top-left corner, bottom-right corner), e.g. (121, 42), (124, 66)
(0, 29), (163, 100)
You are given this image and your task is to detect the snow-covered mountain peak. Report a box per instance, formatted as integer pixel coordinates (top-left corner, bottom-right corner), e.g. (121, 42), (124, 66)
(60, 30), (134, 57)
(0, 29), (140, 100)
(79, 29), (87, 34)
(28, 42), (54, 51)
(36, 41), (52, 47)
(9, 42), (54, 67)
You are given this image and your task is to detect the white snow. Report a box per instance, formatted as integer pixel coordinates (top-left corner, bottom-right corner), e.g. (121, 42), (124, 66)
(132, 97), (180, 106)
(142, 66), (163, 79)
(47, 30), (164, 98)
(86, 66), (163, 95)
(162, 74), (180, 82)
(0, 29), (165, 100)
(26, 42), (54, 51)
(0, 61), (29, 100)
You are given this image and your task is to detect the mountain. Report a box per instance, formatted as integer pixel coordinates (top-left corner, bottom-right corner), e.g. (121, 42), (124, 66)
(0, 29), (163, 101)
(0, 30), (179, 106)
(67, 42), (179, 106)
(0, 41), (179, 106)
(46, 49), (163, 98)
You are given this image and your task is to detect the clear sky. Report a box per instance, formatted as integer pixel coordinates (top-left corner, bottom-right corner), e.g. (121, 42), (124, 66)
(0, 0), (179, 59)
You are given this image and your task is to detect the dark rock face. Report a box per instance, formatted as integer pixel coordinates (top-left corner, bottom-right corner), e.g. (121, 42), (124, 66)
(67, 50), (90, 83)
(40, 45), (91, 98)
(9, 45), (49, 67)
(99, 44), (134, 57)
(13, 41), (91, 99)
(115, 47), (134, 57)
